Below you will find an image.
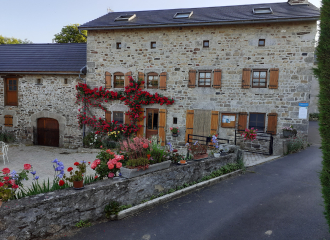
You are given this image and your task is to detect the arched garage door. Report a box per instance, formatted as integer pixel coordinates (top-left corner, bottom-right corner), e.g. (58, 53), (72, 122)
(37, 118), (59, 147)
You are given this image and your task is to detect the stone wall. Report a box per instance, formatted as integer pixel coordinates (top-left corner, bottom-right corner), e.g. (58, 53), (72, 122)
(0, 150), (240, 240)
(0, 74), (83, 148)
(85, 21), (317, 154)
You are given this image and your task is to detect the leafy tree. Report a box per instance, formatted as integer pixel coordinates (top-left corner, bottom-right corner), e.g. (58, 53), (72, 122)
(54, 24), (87, 43)
(314, 0), (330, 231)
(0, 35), (32, 44)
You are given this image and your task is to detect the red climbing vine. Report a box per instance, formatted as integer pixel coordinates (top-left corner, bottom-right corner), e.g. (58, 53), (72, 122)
(76, 76), (174, 136)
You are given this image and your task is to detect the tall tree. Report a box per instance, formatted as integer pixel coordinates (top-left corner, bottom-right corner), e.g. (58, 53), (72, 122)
(314, 0), (330, 231)
(54, 24), (87, 43)
(0, 35), (32, 44)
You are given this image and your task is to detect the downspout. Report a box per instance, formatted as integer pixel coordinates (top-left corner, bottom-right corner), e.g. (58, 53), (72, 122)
(78, 66), (87, 138)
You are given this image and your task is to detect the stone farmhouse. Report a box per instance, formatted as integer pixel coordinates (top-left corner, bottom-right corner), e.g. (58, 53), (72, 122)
(0, 0), (319, 155)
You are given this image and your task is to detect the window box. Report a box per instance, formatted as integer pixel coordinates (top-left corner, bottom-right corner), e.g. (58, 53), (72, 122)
(120, 160), (171, 179)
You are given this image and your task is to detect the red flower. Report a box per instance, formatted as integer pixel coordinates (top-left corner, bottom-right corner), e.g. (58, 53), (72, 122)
(0, 182), (3, 187)
(2, 168), (10, 174)
(3, 176), (9, 181)
(173, 149), (178, 152)
(24, 164), (32, 170)
(74, 162), (79, 166)
(67, 167), (73, 172)
(94, 176), (98, 179)
(143, 143), (148, 149)
(12, 184), (19, 189)
(59, 180), (65, 186)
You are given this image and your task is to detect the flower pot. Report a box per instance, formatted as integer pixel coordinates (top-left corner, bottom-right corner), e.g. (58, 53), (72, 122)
(283, 130), (294, 138)
(194, 153), (208, 160)
(120, 160), (171, 178)
(73, 180), (84, 189)
(172, 133), (178, 137)
(213, 153), (220, 158)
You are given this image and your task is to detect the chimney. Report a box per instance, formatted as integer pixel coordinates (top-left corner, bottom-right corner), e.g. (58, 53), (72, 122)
(288, 0), (309, 5)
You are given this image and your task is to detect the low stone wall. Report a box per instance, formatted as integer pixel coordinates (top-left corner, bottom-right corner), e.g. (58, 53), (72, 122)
(0, 147), (240, 240)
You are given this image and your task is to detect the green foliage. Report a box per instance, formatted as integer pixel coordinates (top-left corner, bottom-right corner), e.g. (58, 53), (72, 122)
(126, 157), (149, 170)
(75, 220), (91, 228)
(0, 186), (13, 202)
(286, 134), (308, 154)
(94, 148), (121, 178)
(54, 24), (87, 43)
(0, 131), (16, 143)
(167, 152), (184, 164)
(83, 132), (102, 149)
(309, 113), (320, 120)
(149, 142), (167, 163)
(104, 201), (121, 218)
(314, 1), (330, 230)
(0, 35), (32, 44)
(64, 162), (87, 182)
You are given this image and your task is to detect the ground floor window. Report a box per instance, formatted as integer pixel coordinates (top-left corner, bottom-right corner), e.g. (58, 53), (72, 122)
(113, 111), (124, 125)
(249, 113), (265, 132)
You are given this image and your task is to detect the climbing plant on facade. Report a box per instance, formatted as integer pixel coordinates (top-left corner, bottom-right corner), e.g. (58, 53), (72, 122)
(76, 76), (174, 136)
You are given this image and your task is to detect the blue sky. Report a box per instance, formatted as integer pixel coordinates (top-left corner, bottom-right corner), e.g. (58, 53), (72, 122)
(0, 0), (321, 43)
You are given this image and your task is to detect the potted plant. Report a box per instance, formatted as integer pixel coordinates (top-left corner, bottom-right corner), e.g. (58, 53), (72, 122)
(186, 141), (208, 160)
(282, 125), (297, 138)
(170, 127), (179, 137)
(64, 161), (89, 189)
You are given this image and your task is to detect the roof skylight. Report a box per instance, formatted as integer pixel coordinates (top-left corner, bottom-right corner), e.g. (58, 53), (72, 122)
(174, 11), (193, 19)
(253, 7), (273, 14)
(115, 14), (136, 21)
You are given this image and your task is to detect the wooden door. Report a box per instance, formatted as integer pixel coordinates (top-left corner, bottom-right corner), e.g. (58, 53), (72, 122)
(5, 78), (18, 106)
(37, 118), (59, 147)
(146, 109), (159, 139)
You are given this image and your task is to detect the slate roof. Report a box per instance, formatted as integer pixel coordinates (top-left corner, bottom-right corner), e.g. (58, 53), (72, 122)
(79, 2), (320, 30)
(0, 43), (86, 74)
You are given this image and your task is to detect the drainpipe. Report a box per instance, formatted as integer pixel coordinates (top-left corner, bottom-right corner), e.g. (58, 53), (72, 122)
(79, 29), (87, 39)
(78, 66), (87, 138)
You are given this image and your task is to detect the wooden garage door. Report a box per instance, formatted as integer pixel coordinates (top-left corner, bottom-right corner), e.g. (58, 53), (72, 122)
(37, 118), (59, 147)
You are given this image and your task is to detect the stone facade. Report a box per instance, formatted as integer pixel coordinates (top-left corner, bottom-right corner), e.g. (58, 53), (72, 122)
(85, 21), (317, 154)
(0, 74), (83, 148)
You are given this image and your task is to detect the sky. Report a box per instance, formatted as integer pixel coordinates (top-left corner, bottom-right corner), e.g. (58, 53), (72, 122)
(0, 0), (321, 43)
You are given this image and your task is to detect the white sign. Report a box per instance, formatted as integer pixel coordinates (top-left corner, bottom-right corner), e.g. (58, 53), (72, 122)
(299, 106), (308, 119)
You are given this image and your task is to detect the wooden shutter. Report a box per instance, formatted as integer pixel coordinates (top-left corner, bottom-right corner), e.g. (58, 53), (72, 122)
(269, 68), (279, 89)
(213, 69), (222, 89)
(185, 110), (194, 143)
(4, 115), (13, 127)
(267, 113), (278, 135)
(159, 109), (166, 146)
(138, 72), (145, 89)
(105, 111), (111, 122)
(124, 71), (132, 87)
(159, 72), (167, 90)
(242, 68), (251, 89)
(125, 112), (131, 125)
(188, 70), (196, 88)
(105, 72), (112, 89)
(210, 111), (219, 135)
(238, 112), (248, 132)
(136, 108), (145, 137)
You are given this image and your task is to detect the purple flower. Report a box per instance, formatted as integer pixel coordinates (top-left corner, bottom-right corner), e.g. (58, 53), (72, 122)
(57, 161), (64, 166)
(52, 159), (58, 163)
(194, 141), (198, 145)
(57, 174), (63, 179)
(34, 176), (39, 180)
(31, 171), (36, 175)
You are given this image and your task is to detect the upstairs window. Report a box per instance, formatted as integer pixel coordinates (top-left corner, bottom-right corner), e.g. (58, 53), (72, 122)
(203, 40), (209, 48)
(5, 78), (18, 106)
(173, 11), (193, 19)
(147, 72), (159, 89)
(253, 7), (273, 14)
(258, 39), (265, 47)
(198, 71), (211, 87)
(252, 70), (267, 88)
(114, 72), (124, 88)
(115, 14), (136, 21)
(249, 113), (265, 132)
(151, 42), (156, 49)
(116, 42), (121, 49)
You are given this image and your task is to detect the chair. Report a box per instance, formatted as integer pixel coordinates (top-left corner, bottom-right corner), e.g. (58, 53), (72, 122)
(0, 142), (9, 165)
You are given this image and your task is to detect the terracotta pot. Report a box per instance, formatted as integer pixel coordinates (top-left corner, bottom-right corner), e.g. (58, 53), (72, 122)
(194, 153), (208, 160)
(73, 180), (84, 189)
(180, 160), (186, 164)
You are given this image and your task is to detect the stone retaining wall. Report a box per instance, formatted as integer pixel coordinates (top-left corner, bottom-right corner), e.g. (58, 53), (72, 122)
(0, 147), (241, 240)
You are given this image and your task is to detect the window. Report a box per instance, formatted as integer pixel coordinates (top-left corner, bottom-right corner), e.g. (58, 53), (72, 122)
(114, 14), (136, 21)
(147, 72), (159, 89)
(113, 111), (124, 125)
(36, 79), (42, 85)
(116, 42), (121, 49)
(173, 117), (177, 124)
(249, 113), (265, 132)
(151, 42), (156, 49)
(64, 78), (68, 84)
(114, 72), (124, 88)
(198, 71), (211, 87)
(174, 11), (193, 19)
(203, 40), (209, 48)
(258, 39), (265, 47)
(252, 70), (267, 88)
(5, 78), (18, 106)
(253, 7), (273, 14)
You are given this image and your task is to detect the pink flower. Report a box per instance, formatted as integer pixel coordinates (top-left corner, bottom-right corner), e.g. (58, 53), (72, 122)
(91, 162), (97, 169)
(95, 159), (101, 165)
(108, 163), (114, 169)
(108, 172), (114, 178)
(143, 143), (148, 149)
(9, 180), (15, 185)
(116, 162), (122, 168)
(24, 164), (32, 170)
(170, 127), (173, 130)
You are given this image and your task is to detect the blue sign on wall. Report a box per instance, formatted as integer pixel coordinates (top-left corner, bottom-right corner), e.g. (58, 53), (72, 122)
(299, 103), (309, 107)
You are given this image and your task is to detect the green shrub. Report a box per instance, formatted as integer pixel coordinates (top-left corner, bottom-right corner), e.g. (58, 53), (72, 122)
(83, 132), (102, 149)
(126, 157), (149, 170)
(286, 134), (308, 154)
(0, 131), (16, 143)
(309, 113), (320, 120)
(149, 142), (167, 163)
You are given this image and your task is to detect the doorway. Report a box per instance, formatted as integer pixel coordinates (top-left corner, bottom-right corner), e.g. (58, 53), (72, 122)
(37, 118), (59, 147)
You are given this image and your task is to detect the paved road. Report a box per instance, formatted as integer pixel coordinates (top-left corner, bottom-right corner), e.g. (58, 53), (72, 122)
(61, 143), (329, 240)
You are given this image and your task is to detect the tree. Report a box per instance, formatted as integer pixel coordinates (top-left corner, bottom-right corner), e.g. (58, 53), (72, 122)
(0, 35), (32, 44)
(314, 0), (330, 231)
(54, 24), (87, 43)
